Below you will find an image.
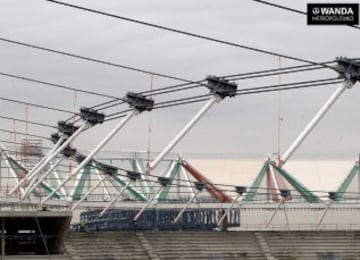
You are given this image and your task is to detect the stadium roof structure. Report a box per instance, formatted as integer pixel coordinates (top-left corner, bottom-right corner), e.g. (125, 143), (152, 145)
(244, 158), (321, 203)
(335, 159), (360, 201)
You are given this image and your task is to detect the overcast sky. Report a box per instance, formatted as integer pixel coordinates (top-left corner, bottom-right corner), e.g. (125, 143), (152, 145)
(0, 0), (359, 160)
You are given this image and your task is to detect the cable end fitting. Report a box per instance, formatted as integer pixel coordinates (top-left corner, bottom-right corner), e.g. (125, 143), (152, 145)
(206, 76), (238, 98)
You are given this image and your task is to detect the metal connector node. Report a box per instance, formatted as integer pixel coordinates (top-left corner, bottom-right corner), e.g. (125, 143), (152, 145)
(158, 176), (170, 187)
(206, 76), (238, 98)
(126, 92), (154, 112)
(235, 186), (247, 195)
(58, 121), (79, 137)
(80, 107), (105, 126)
(127, 171), (141, 181)
(328, 192), (337, 201)
(97, 162), (118, 175)
(194, 182), (205, 191)
(280, 189), (291, 198)
(50, 133), (61, 144)
(335, 57), (360, 82)
(74, 153), (86, 164)
(61, 146), (76, 158)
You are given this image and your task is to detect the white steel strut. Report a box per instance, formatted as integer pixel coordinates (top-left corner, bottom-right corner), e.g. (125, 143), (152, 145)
(40, 92), (154, 205)
(11, 107), (106, 197)
(133, 177), (170, 221)
(40, 111), (137, 205)
(21, 157), (64, 199)
(265, 190), (290, 227)
(279, 57), (360, 167)
(148, 95), (221, 171)
(99, 182), (131, 217)
(9, 123), (87, 196)
(279, 79), (354, 167)
(217, 186), (246, 226)
(317, 192), (337, 228)
(173, 182), (204, 224)
(71, 175), (107, 210)
(133, 76), (237, 220)
(148, 76), (237, 172)
(99, 171), (141, 217)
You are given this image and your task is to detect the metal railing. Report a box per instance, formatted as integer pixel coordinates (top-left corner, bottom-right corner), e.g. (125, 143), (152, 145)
(237, 223), (360, 231)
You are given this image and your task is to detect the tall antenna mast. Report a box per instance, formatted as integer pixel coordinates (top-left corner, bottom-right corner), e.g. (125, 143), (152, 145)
(146, 75), (154, 170)
(277, 56), (282, 164)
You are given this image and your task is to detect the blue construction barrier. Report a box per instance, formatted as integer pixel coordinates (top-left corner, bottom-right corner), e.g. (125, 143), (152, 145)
(79, 208), (240, 231)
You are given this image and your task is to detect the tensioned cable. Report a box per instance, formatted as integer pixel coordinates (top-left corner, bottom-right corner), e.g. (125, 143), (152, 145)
(4, 161), (355, 198)
(68, 63), (330, 114)
(85, 161), (354, 197)
(0, 37), (196, 84)
(95, 63), (334, 113)
(0, 128), (50, 140)
(95, 100), (126, 111)
(0, 71), (126, 101)
(151, 98), (210, 111)
(0, 114), (56, 129)
(0, 146), (86, 170)
(4, 150), (355, 201)
(140, 61), (334, 96)
(141, 65), (329, 98)
(234, 77), (341, 94)
(229, 65), (328, 81)
(251, 0), (306, 15)
(104, 77), (342, 121)
(105, 109), (132, 119)
(0, 95), (77, 115)
(0, 64), (324, 112)
(105, 79), (340, 121)
(13, 155), (354, 198)
(0, 56), (334, 118)
(0, 62), (334, 127)
(251, 0), (360, 31)
(152, 79), (341, 111)
(0, 71), (119, 123)
(45, 0), (335, 68)
(0, 138), (52, 149)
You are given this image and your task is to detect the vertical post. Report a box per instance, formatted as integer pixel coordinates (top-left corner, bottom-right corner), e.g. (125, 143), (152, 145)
(358, 154), (360, 197)
(0, 150), (2, 196)
(149, 95), (221, 171)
